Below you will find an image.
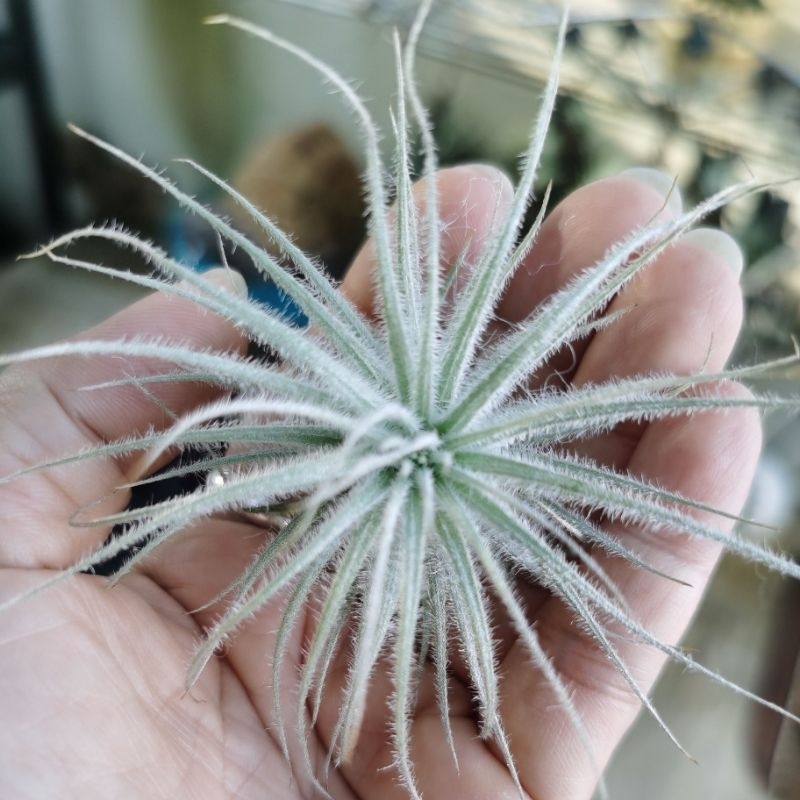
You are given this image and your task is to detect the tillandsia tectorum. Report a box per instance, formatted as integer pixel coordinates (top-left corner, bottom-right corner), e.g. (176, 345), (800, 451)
(1, 4), (799, 799)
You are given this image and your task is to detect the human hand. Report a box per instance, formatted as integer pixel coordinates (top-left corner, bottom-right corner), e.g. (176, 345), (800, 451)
(0, 165), (759, 799)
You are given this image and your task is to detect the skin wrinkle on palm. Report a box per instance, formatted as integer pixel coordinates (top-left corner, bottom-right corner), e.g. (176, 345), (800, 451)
(0, 5), (798, 799)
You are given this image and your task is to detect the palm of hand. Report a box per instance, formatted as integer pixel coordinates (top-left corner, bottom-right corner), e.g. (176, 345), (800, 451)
(0, 169), (758, 800)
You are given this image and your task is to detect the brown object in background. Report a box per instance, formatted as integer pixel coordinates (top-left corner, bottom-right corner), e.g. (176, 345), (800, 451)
(65, 132), (167, 241)
(769, 652), (800, 798)
(752, 574), (800, 798)
(224, 123), (366, 281)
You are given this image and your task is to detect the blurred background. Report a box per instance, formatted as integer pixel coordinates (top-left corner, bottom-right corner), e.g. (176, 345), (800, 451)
(0, 0), (798, 796)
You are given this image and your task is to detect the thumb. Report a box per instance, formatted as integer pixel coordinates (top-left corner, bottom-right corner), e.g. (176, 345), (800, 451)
(0, 267), (248, 569)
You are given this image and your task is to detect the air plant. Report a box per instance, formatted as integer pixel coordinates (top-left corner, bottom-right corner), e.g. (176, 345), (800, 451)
(1, 3), (799, 798)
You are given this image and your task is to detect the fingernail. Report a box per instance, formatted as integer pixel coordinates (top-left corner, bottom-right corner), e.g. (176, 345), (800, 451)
(618, 167), (683, 217)
(679, 227), (744, 277)
(199, 267), (249, 298)
(470, 163), (512, 182)
(469, 163), (514, 198)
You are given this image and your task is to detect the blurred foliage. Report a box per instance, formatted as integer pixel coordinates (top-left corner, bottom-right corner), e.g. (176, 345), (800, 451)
(409, 0), (799, 360)
(706, 0), (764, 10)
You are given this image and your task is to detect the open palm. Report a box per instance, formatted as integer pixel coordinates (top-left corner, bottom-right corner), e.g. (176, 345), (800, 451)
(0, 166), (759, 800)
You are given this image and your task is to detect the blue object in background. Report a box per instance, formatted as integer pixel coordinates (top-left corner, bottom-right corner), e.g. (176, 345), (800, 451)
(165, 206), (309, 328)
